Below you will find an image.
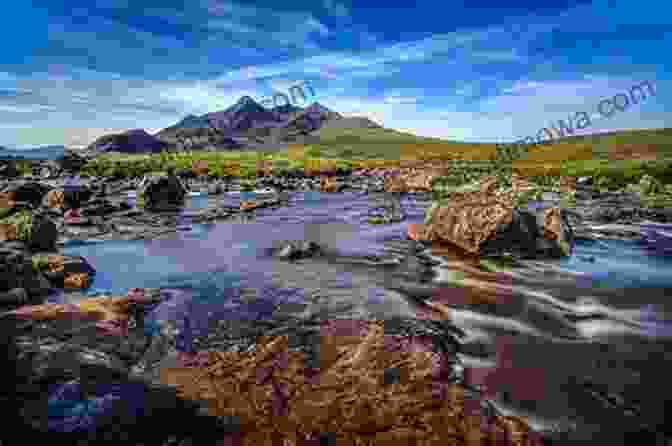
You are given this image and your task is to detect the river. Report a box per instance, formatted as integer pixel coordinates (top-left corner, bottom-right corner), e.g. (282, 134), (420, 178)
(59, 190), (672, 445)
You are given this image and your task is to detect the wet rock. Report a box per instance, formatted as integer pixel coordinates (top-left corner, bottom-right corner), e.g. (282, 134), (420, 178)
(207, 182), (223, 195)
(139, 175), (188, 210)
(44, 189), (65, 210)
(28, 211), (59, 251)
(81, 198), (126, 216)
(175, 167), (195, 179)
(0, 287), (29, 307)
(2, 181), (52, 208)
(270, 240), (322, 261)
(56, 150), (87, 172)
(33, 254), (95, 291)
(0, 159), (18, 178)
(0, 250), (50, 309)
(420, 188), (574, 259)
(0, 309), (231, 445)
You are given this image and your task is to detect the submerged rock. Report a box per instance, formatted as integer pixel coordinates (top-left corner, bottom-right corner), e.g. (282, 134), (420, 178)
(270, 240), (322, 261)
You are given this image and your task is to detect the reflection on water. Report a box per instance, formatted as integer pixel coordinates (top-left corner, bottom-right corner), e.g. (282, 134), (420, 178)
(60, 191), (672, 444)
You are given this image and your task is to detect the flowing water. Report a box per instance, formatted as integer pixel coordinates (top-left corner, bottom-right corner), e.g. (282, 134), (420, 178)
(60, 191), (672, 444)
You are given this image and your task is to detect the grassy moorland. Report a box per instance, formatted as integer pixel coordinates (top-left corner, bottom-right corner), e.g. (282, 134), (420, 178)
(75, 127), (672, 208)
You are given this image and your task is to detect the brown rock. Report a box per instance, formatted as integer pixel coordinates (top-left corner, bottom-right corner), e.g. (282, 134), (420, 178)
(46, 189), (65, 210)
(240, 200), (258, 211)
(421, 192), (514, 255)
(543, 207), (563, 241)
(0, 223), (17, 242)
(158, 319), (537, 446)
(559, 176), (577, 194)
(64, 272), (90, 290)
(191, 159), (209, 177)
(511, 174), (532, 194)
(319, 175), (338, 193)
(384, 174), (406, 193)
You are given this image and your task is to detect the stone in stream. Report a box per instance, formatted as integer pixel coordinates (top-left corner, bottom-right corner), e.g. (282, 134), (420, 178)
(0, 159), (18, 178)
(270, 240), (322, 261)
(1, 181), (52, 208)
(139, 175), (188, 211)
(418, 184), (574, 259)
(0, 208), (58, 252)
(0, 248), (51, 310)
(0, 299), (229, 445)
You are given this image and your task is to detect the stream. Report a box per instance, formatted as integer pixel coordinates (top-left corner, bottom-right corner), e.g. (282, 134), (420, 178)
(58, 190), (672, 444)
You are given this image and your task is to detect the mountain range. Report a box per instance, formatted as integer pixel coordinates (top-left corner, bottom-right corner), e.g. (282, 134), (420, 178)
(86, 97), (381, 154)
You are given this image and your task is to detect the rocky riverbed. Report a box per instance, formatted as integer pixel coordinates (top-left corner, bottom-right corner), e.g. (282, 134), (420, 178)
(1, 169), (672, 446)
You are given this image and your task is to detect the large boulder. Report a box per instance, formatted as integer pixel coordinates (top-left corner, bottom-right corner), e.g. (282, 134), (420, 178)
(0, 293), (230, 445)
(0, 248), (51, 310)
(0, 160), (18, 178)
(2, 182), (52, 208)
(0, 209), (58, 252)
(419, 186), (574, 259)
(56, 150), (87, 172)
(139, 175), (188, 210)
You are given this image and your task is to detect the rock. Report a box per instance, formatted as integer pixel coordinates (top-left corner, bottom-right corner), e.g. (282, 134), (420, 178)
(63, 184), (93, 209)
(240, 200), (258, 211)
(34, 254), (95, 290)
(207, 182), (223, 195)
(44, 189), (65, 210)
(271, 240), (321, 261)
(0, 288), (28, 308)
(0, 160), (18, 178)
(384, 174), (406, 193)
(0, 307), (232, 445)
(320, 175), (341, 192)
(139, 175), (188, 210)
(175, 167), (195, 179)
(27, 212), (59, 251)
(23, 271), (51, 300)
(0, 249), (50, 308)
(419, 190), (574, 259)
(2, 181), (52, 208)
(0, 222), (17, 241)
(64, 208), (91, 226)
(191, 159), (209, 177)
(81, 199), (122, 216)
(56, 150), (87, 172)
(577, 176), (594, 186)
(401, 167), (441, 192)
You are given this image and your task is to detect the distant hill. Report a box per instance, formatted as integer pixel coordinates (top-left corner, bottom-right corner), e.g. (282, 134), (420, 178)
(81, 95), (672, 163)
(87, 129), (167, 154)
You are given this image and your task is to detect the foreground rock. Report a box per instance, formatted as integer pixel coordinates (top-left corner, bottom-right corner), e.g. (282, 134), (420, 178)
(159, 318), (542, 445)
(0, 292), (229, 445)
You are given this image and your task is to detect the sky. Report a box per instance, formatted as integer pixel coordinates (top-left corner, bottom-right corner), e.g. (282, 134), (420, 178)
(0, 0), (670, 148)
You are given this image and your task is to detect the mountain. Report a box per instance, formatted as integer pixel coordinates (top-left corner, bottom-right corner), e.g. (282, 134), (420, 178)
(87, 129), (167, 153)
(202, 96), (278, 133)
(151, 97), (344, 151)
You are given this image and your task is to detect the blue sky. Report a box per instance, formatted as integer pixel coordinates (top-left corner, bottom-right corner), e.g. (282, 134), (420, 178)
(0, 0), (670, 148)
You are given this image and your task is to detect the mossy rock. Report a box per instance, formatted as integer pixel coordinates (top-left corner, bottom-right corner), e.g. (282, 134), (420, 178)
(478, 255), (520, 272)
(31, 254), (51, 272)
(0, 210), (33, 241)
(367, 216), (387, 225)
